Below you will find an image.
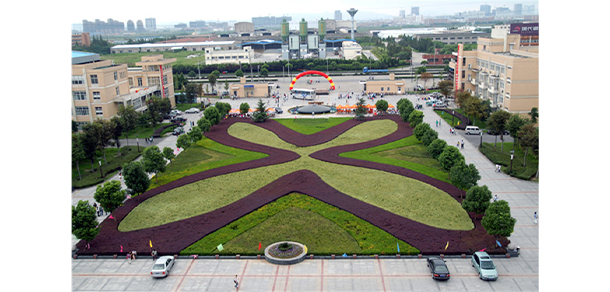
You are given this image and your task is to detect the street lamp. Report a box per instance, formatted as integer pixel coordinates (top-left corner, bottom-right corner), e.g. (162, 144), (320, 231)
(196, 53), (201, 79)
(99, 160), (103, 178)
(136, 137), (140, 153)
(509, 150), (515, 174)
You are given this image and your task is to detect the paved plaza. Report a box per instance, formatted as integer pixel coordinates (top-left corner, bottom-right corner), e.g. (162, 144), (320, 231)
(71, 75), (539, 291)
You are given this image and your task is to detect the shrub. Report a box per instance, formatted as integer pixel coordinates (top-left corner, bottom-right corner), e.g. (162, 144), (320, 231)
(426, 139), (447, 159)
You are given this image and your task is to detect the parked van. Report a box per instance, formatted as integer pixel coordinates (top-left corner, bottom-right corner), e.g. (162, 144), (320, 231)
(465, 126), (481, 135)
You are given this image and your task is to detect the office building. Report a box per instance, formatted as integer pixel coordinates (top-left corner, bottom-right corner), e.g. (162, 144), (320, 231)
(72, 52), (176, 126)
(126, 20), (135, 32)
(145, 18), (156, 30)
(190, 20), (206, 28)
(136, 20), (145, 32)
(411, 7), (419, 15)
(514, 4), (522, 16)
(82, 18), (125, 34)
(252, 16), (292, 28)
(480, 4), (491, 15)
(205, 46), (253, 65)
(335, 10), (342, 20)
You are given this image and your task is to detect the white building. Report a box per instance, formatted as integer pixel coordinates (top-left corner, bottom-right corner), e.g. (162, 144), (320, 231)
(341, 41), (362, 60)
(205, 46), (253, 65)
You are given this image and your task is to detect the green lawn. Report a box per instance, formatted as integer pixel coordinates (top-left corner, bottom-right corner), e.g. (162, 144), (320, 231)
(434, 109), (487, 129)
(479, 142), (539, 180)
(101, 50), (205, 67)
(181, 193), (419, 256)
(120, 123), (176, 140)
(72, 146), (142, 189)
(274, 117), (352, 135)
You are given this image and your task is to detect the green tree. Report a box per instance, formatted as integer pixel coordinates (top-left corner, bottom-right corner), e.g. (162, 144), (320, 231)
(354, 97), (367, 120)
(450, 162), (481, 199)
(260, 68), (269, 77)
(408, 110), (424, 128)
(224, 80), (230, 92)
(482, 200), (517, 239)
(488, 110), (511, 150)
(142, 146), (166, 183)
(239, 102), (250, 114)
(146, 96), (172, 130)
(184, 83), (200, 103)
(93, 180), (126, 214)
(507, 113), (527, 151)
(251, 99), (269, 123)
(188, 125), (203, 141)
(420, 72), (433, 89)
(528, 107), (539, 124)
(215, 102), (232, 118)
(118, 105), (138, 147)
(203, 106), (221, 128)
(426, 139), (447, 159)
(518, 124), (539, 167)
(462, 185), (493, 219)
(80, 123), (99, 172)
(421, 129), (438, 147)
(72, 120), (79, 133)
(208, 74), (217, 92)
(413, 123), (432, 141)
(122, 161), (150, 195)
(72, 200), (99, 246)
(162, 147), (175, 165)
(197, 117), (212, 133)
(235, 69), (244, 77)
(397, 98), (414, 123)
(211, 70), (221, 78)
(72, 133), (85, 181)
(437, 80), (453, 99)
(456, 91), (471, 109)
(375, 99), (389, 113)
(438, 146), (464, 171)
(176, 134), (191, 150)
(109, 116), (124, 150)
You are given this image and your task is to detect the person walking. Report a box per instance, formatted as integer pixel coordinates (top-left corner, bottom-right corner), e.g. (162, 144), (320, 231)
(461, 140), (464, 149)
(233, 275), (239, 288)
(151, 249), (158, 261)
(533, 212), (538, 224)
(436, 120), (438, 127)
(493, 194), (498, 202)
(127, 251), (132, 264)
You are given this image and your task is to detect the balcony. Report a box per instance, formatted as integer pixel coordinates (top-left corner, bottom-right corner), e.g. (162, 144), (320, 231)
(488, 87), (497, 94)
(479, 83), (487, 90)
(113, 85), (158, 104)
(470, 78), (477, 85)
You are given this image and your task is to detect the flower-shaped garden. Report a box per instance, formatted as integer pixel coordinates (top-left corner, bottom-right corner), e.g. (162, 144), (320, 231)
(76, 115), (506, 256)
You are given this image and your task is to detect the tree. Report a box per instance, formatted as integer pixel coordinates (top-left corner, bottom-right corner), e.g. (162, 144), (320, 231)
(215, 102), (232, 118)
(203, 106), (221, 128)
(211, 70), (221, 78)
(438, 146), (464, 171)
(488, 110), (511, 150)
(239, 102), (250, 114)
(109, 116), (124, 150)
(450, 162), (481, 199)
(184, 83), (200, 103)
(89, 119), (113, 164)
(260, 68), (269, 77)
(176, 134), (191, 150)
(80, 123), (99, 172)
(72, 200), (99, 246)
(408, 110), (424, 128)
(463, 96), (487, 126)
(437, 80), (453, 99)
(188, 125), (203, 142)
(482, 200), (517, 239)
(462, 185), (493, 219)
(122, 161), (150, 195)
(94, 180), (126, 214)
(518, 124), (539, 167)
(375, 99), (389, 113)
(397, 98), (414, 123)
(507, 113), (527, 151)
(118, 105), (138, 147)
(251, 99), (269, 123)
(426, 138), (447, 159)
(208, 74), (217, 91)
(197, 117), (212, 133)
(421, 129), (438, 147)
(413, 123), (432, 140)
(142, 146), (166, 183)
(146, 96), (172, 130)
(235, 69), (244, 77)
(224, 80), (230, 92)
(528, 107), (539, 124)
(162, 147), (175, 165)
(72, 133), (85, 181)
(354, 97), (367, 120)
(72, 120), (79, 133)
(420, 72), (433, 89)
(456, 91), (472, 109)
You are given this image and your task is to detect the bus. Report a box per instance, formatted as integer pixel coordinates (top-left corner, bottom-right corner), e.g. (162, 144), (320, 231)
(290, 88), (316, 100)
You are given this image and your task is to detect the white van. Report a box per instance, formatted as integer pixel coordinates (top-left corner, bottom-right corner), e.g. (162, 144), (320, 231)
(465, 126), (481, 135)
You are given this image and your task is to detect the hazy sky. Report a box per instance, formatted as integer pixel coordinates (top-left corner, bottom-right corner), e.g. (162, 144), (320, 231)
(69, 0), (538, 25)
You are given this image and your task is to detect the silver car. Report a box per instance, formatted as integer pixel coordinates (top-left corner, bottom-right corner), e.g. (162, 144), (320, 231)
(151, 256), (174, 278)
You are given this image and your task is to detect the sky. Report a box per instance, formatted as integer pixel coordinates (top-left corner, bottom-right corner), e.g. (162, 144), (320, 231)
(68, 0), (538, 25)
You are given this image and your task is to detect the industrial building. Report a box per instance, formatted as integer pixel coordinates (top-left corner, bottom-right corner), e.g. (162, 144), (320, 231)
(71, 52), (176, 127)
(110, 41), (235, 53)
(205, 46), (253, 65)
(413, 29), (491, 45)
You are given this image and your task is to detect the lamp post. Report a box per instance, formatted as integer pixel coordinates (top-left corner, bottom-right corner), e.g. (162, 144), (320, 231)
(510, 150), (515, 174)
(136, 137), (140, 153)
(196, 53), (201, 79)
(99, 160), (103, 178)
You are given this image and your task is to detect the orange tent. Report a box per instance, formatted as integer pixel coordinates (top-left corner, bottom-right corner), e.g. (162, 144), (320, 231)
(388, 104), (395, 108)
(365, 104), (376, 109)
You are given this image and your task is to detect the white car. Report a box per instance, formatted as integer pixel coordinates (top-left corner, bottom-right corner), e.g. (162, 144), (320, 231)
(185, 108), (200, 114)
(151, 256), (174, 278)
(170, 109), (183, 116)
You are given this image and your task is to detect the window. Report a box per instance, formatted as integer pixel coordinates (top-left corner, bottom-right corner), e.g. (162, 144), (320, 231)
(93, 91), (100, 100)
(75, 106), (90, 116)
(163, 74), (168, 85)
(380, 87), (384, 91)
(114, 71), (118, 81)
(90, 74), (98, 84)
(95, 107), (103, 115)
(116, 87), (120, 96)
(72, 91), (87, 100)
(138, 77), (143, 86)
(72, 76), (84, 85)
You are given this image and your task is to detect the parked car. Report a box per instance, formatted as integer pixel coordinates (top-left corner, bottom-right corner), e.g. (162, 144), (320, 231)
(185, 108), (200, 114)
(173, 126), (184, 135)
(275, 107), (283, 114)
(486, 129), (510, 135)
(170, 109), (183, 116)
(472, 251), (498, 281)
(427, 257), (450, 280)
(151, 256), (174, 278)
(171, 117), (187, 124)
(433, 102), (446, 108)
(426, 100), (437, 106)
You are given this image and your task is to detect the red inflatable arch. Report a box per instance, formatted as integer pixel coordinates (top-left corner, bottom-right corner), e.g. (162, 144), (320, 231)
(289, 70), (335, 90)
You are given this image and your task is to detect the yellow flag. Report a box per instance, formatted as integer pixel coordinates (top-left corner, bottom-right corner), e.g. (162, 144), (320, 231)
(444, 241), (449, 251)
(149, 240), (153, 248)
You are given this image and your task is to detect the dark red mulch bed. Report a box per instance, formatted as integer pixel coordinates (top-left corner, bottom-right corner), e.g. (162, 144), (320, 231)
(76, 115), (508, 256)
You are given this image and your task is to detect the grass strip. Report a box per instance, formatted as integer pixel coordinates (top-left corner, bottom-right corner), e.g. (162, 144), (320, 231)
(274, 117), (352, 135)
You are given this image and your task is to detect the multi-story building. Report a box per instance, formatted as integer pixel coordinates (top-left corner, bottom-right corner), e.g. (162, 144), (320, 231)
(411, 7), (419, 15)
(71, 52), (176, 127)
(251, 16), (292, 28)
(82, 18), (125, 34)
(72, 33), (91, 47)
(189, 20), (206, 28)
(335, 10), (342, 20)
(126, 20), (135, 32)
(234, 22), (254, 34)
(480, 4), (491, 15)
(205, 46), (253, 65)
(145, 18), (156, 30)
(449, 33), (538, 115)
(136, 20), (145, 32)
(414, 30), (490, 45)
(110, 41), (235, 54)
